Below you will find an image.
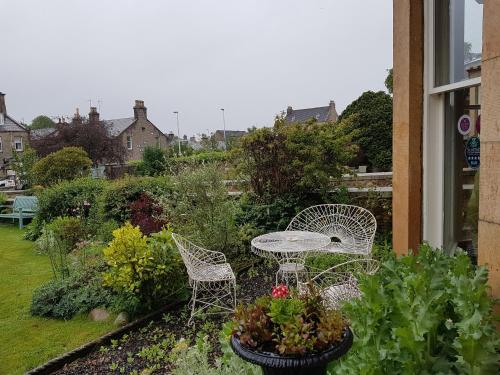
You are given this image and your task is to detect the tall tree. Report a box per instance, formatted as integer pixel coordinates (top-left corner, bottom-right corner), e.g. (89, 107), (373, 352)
(30, 115), (55, 130)
(339, 91), (393, 171)
(30, 120), (125, 165)
(385, 68), (393, 94)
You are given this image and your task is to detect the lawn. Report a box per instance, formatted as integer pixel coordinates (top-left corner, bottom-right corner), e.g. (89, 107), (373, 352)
(0, 224), (115, 375)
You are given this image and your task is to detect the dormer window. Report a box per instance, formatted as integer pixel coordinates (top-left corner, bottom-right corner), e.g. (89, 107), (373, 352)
(126, 136), (133, 150)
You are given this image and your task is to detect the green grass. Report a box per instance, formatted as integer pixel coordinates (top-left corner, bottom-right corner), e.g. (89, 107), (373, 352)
(0, 224), (115, 375)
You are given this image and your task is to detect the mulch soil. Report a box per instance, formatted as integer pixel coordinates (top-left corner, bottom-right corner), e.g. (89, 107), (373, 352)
(54, 261), (276, 375)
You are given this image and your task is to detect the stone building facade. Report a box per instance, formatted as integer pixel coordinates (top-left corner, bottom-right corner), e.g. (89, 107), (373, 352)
(103, 100), (168, 162)
(0, 92), (29, 177)
(393, 0), (499, 309)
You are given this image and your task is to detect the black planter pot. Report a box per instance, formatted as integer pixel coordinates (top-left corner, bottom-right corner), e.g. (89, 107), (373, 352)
(230, 327), (353, 375)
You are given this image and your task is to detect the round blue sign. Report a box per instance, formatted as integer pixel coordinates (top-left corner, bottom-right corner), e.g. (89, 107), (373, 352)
(465, 136), (480, 169)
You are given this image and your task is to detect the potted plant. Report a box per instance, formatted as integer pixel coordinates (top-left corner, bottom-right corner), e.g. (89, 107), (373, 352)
(229, 284), (353, 375)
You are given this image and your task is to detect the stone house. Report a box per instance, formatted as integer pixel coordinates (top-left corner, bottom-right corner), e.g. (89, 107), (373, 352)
(0, 92), (29, 177)
(285, 100), (338, 124)
(99, 100), (168, 162)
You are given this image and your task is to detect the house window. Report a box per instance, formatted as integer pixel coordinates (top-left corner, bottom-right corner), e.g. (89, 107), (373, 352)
(126, 136), (133, 150)
(0, 113), (4, 125)
(434, 0), (483, 86)
(0, 136), (2, 152)
(14, 137), (23, 151)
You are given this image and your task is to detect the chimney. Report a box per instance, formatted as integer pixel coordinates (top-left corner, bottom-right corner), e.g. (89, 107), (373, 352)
(286, 106), (293, 116)
(72, 107), (82, 125)
(89, 106), (100, 124)
(133, 100), (147, 120)
(327, 100), (338, 122)
(0, 92), (7, 116)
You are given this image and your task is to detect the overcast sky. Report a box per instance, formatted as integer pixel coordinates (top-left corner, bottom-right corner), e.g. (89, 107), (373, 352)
(1, 0), (392, 135)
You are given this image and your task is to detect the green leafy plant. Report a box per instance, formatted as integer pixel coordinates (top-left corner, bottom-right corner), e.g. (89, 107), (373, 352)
(32, 146), (93, 186)
(330, 245), (499, 374)
(231, 284), (347, 356)
(172, 164), (242, 259)
(102, 223), (185, 312)
(136, 146), (167, 176)
(233, 115), (356, 197)
(45, 216), (86, 252)
(25, 177), (105, 240)
(11, 145), (38, 188)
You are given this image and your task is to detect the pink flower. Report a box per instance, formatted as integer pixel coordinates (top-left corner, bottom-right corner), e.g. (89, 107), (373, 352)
(272, 284), (289, 298)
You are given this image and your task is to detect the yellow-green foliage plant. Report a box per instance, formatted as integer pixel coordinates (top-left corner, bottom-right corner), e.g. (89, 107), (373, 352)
(103, 223), (185, 312)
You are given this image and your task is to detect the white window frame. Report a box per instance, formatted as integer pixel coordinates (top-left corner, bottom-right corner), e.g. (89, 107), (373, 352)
(14, 137), (23, 152)
(422, 0), (482, 250)
(126, 135), (133, 150)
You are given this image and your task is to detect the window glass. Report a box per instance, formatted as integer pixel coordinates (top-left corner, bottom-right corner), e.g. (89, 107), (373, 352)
(127, 136), (132, 150)
(435, 0), (483, 86)
(14, 137), (23, 151)
(0, 136), (3, 151)
(443, 86), (480, 264)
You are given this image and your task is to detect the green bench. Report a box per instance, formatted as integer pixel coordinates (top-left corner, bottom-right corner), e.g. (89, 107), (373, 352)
(0, 196), (38, 229)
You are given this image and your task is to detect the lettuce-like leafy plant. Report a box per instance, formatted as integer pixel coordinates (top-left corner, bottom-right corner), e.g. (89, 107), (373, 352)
(330, 244), (499, 374)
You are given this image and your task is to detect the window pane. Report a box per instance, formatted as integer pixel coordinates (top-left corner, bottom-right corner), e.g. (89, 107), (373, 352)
(435, 0), (483, 86)
(443, 86), (480, 264)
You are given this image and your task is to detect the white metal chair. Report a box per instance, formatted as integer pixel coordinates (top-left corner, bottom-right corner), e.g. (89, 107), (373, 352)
(298, 258), (380, 309)
(172, 233), (237, 325)
(286, 204), (377, 256)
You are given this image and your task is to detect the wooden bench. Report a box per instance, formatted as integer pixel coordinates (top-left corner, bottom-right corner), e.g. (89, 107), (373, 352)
(0, 196), (38, 229)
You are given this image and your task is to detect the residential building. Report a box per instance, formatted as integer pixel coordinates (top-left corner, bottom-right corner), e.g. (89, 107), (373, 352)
(104, 100), (168, 161)
(285, 100), (338, 124)
(0, 92), (29, 177)
(213, 129), (247, 149)
(392, 1), (499, 306)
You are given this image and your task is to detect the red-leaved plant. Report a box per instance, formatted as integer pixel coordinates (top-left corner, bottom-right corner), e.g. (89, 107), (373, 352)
(129, 193), (167, 235)
(230, 284), (346, 356)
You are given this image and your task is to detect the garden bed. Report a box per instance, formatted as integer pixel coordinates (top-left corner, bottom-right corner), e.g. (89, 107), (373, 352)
(53, 262), (276, 374)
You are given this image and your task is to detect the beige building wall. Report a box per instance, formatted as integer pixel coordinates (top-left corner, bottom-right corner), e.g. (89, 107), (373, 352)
(392, 0), (424, 255)
(0, 131), (29, 176)
(120, 119), (168, 162)
(478, 0), (500, 307)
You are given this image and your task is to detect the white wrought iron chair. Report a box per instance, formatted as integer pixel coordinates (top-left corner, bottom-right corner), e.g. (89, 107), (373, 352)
(298, 258), (380, 309)
(286, 204), (377, 256)
(172, 233), (237, 325)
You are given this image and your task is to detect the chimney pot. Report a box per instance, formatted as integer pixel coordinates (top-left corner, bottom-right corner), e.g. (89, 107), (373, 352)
(0, 92), (7, 115)
(286, 106), (293, 115)
(133, 100), (147, 119)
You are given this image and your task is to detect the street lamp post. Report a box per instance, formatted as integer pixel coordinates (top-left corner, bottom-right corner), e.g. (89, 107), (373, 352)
(173, 111), (181, 155)
(220, 108), (227, 150)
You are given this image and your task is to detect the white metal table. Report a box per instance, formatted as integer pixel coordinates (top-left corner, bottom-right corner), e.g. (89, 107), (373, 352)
(251, 230), (331, 285)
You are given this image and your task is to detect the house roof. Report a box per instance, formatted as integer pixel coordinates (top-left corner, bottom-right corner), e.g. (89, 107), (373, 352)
(285, 106), (330, 123)
(29, 127), (58, 139)
(0, 114), (27, 132)
(103, 117), (136, 136)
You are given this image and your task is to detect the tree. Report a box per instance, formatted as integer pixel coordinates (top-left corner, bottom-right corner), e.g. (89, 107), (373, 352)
(339, 91), (393, 171)
(30, 120), (124, 165)
(32, 147), (93, 186)
(136, 146), (167, 176)
(10, 145), (38, 188)
(30, 115), (55, 130)
(235, 115), (357, 197)
(385, 68), (393, 94)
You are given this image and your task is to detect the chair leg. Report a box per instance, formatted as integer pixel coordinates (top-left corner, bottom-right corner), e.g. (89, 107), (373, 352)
(188, 281), (198, 326)
(232, 280), (237, 310)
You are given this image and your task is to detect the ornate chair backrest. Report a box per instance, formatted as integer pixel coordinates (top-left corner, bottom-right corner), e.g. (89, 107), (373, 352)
(171, 233), (213, 280)
(287, 204), (377, 255)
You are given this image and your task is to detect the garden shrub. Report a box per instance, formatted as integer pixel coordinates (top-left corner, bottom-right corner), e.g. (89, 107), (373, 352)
(31, 265), (112, 319)
(233, 115), (356, 197)
(0, 192), (7, 206)
(172, 164), (242, 259)
(32, 146), (93, 186)
(26, 177), (105, 240)
(330, 245), (500, 374)
(136, 146), (167, 176)
(96, 176), (174, 225)
(102, 223), (185, 312)
(129, 192), (168, 235)
(165, 150), (228, 175)
(45, 216), (86, 252)
(35, 228), (71, 280)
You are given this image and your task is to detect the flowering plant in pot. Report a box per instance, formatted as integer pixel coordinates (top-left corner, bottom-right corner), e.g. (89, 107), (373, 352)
(229, 284), (352, 375)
